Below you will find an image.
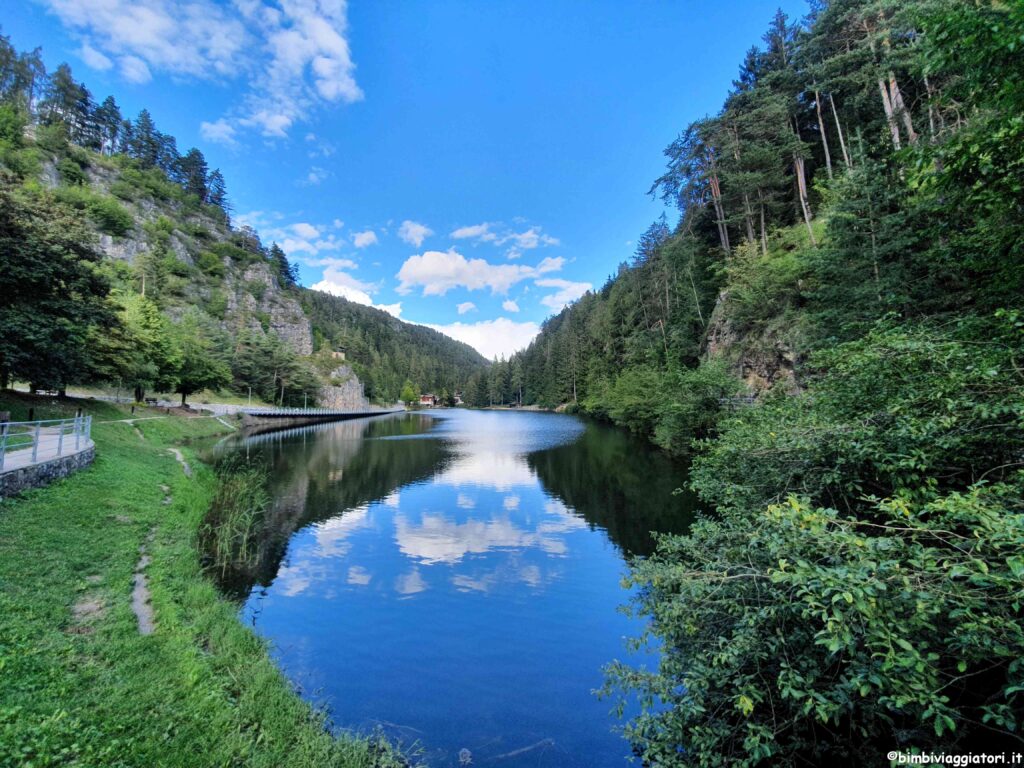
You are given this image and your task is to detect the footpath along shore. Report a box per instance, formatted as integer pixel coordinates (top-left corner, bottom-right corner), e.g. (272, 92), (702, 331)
(0, 391), (408, 768)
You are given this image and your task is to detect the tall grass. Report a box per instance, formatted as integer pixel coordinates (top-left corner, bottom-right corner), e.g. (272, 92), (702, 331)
(199, 461), (269, 577)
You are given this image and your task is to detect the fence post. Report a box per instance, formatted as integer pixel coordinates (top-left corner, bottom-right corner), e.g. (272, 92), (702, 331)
(74, 415), (81, 450)
(87, 415), (92, 442)
(0, 423), (7, 472)
(57, 421), (65, 457)
(31, 422), (40, 462)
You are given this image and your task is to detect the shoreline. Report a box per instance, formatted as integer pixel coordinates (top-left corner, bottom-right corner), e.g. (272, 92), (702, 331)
(0, 391), (406, 768)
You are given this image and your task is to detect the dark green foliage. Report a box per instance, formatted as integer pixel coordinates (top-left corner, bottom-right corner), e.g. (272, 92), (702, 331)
(52, 185), (133, 236)
(575, 2), (1024, 763)
(607, 483), (1024, 766)
(0, 181), (111, 389)
(169, 309), (231, 405)
(56, 155), (86, 185)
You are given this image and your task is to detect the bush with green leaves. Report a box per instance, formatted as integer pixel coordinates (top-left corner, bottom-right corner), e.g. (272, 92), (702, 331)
(584, 361), (743, 455)
(609, 318), (1024, 764)
(692, 321), (1024, 515)
(606, 484), (1024, 767)
(53, 185), (133, 236)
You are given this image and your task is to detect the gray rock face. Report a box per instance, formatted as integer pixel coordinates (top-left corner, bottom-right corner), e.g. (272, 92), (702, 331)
(224, 263), (313, 355)
(318, 365), (369, 410)
(704, 291), (801, 394)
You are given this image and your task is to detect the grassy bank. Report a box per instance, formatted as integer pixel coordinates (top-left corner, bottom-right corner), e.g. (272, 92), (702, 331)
(0, 392), (405, 767)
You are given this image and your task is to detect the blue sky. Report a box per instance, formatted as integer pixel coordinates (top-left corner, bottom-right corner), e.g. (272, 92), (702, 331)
(7, 0), (808, 358)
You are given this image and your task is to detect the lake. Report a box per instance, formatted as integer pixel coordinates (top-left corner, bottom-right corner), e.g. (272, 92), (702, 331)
(214, 408), (697, 767)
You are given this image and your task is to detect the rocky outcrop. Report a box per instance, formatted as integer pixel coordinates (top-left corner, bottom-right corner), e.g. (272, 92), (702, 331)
(224, 263), (313, 355)
(317, 365), (369, 410)
(705, 291), (802, 394)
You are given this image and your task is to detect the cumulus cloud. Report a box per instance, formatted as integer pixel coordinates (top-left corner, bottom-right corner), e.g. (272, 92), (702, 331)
(199, 118), (237, 146)
(41, 0), (363, 139)
(352, 230), (378, 248)
(499, 227), (559, 250)
(119, 55), (152, 83)
(502, 299), (520, 313)
(535, 278), (592, 311)
(292, 222), (320, 239)
(78, 42), (112, 70)
(398, 220), (433, 248)
(396, 249), (563, 296)
(450, 222), (560, 255)
(311, 266), (401, 317)
(457, 302), (477, 315)
(450, 223), (497, 242)
(423, 318), (540, 360)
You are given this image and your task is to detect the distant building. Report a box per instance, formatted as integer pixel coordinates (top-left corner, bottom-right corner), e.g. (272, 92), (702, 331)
(329, 350), (346, 361)
(453, 391), (464, 405)
(419, 393), (438, 406)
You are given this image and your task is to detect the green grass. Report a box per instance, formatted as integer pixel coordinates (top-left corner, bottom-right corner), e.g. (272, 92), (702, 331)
(0, 392), (407, 767)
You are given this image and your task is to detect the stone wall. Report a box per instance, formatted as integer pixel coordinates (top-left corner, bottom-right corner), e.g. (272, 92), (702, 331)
(0, 445), (96, 498)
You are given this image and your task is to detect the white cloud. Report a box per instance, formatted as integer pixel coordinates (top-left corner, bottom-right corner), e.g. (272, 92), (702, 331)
(398, 220), (433, 248)
(41, 0), (363, 140)
(456, 302), (477, 315)
(352, 230), (378, 248)
(535, 278), (592, 311)
(499, 227), (559, 250)
(332, 218), (344, 229)
(199, 118), (237, 146)
(502, 299), (519, 313)
(119, 55), (152, 83)
(292, 222), (320, 239)
(78, 42), (112, 70)
(311, 266), (401, 317)
(450, 222), (560, 253)
(303, 166), (328, 185)
(424, 317), (540, 359)
(396, 249), (563, 296)
(450, 223), (497, 242)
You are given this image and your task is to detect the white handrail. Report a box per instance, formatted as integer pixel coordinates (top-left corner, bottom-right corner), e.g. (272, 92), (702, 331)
(0, 416), (94, 472)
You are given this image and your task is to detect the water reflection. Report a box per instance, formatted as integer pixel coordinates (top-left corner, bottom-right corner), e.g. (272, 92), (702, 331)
(217, 409), (694, 767)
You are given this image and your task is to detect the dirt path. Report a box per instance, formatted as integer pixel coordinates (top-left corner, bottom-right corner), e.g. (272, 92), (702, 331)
(131, 529), (157, 635)
(167, 448), (192, 478)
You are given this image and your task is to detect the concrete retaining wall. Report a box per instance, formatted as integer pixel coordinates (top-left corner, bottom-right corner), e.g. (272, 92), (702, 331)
(0, 445), (95, 498)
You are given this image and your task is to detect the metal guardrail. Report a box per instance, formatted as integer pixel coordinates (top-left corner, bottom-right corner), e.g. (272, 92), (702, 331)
(0, 416), (93, 472)
(241, 406), (404, 417)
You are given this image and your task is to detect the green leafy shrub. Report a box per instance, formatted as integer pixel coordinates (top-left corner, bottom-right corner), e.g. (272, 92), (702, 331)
(53, 186), (133, 236)
(195, 250), (226, 277)
(606, 485), (1024, 766)
(56, 156), (86, 185)
(692, 321), (1024, 513)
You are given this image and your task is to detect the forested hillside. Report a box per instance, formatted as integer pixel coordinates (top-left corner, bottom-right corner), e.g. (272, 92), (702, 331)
(468, 1), (1024, 764)
(0, 37), (487, 405)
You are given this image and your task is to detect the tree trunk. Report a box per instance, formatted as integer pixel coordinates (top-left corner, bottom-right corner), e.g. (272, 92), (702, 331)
(181, 391), (187, 406)
(758, 190), (768, 258)
(134, 385), (144, 403)
(829, 93), (852, 168)
(789, 119), (817, 246)
(742, 193), (756, 244)
(877, 77), (902, 150)
(708, 172), (730, 254)
(794, 154), (817, 246)
(888, 72), (917, 145)
(814, 89), (834, 179)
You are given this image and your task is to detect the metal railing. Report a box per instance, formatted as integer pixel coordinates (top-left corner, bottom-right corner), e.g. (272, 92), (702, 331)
(241, 406), (404, 417)
(0, 416), (93, 472)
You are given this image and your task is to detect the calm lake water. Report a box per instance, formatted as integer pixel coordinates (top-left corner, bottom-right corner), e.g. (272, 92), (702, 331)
(216, 409), (696, 767)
